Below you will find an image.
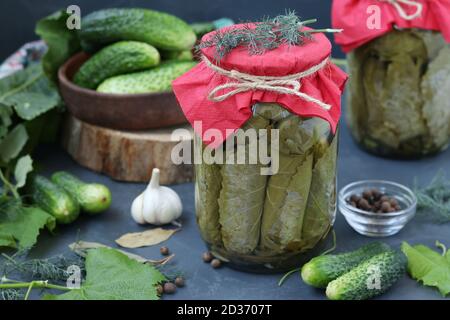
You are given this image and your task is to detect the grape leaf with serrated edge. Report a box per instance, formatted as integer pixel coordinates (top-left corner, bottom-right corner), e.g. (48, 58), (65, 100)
(402, 242), (450, 297)
(0, 205), (55, 249)
(43, 248), (166, 300)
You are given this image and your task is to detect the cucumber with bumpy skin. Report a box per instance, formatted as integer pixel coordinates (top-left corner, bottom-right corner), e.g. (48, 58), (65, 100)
(97, 61), (197, 94)
(51, 171), (111, 214)
(301, 242), (391, 288)
(31, 175), (80, 224)
(79, 8), (196, 51)
(326, 250), (407, 300)
(73, 41), (160, 89)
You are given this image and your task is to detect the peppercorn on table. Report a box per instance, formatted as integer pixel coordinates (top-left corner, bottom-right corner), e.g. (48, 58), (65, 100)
(26, 110), (450, 300)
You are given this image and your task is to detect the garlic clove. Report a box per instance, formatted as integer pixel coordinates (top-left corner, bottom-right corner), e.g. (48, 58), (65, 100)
(161, 187), (182, 220)
(142, 188), (162, 225)
(146, 187), (183, 223)
(131, 193), (146, 224)
(140, 168), (183, 226)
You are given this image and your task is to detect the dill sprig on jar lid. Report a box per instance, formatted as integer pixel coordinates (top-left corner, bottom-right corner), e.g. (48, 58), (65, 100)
(198, 11), (342, 62)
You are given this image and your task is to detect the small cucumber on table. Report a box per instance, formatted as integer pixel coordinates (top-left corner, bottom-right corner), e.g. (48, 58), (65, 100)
(73, 41), (160, 89)
(51, 171), (111, 214)
(31, 175), (80, 224)
(326, 250), (407, 300)
(301, 242), (391, 288)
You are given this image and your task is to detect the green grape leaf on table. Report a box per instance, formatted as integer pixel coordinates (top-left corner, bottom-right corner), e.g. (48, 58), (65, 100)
(0, 124), (28, 163)
(0, 63), (61, 121)
(0, 206), (56, 249)
(0, 105), (12, 140)
(35, 10), (81, 82)
(401, 242), (450, 297)
(44, 248), (166, 300)
(13, 155), (33, 188)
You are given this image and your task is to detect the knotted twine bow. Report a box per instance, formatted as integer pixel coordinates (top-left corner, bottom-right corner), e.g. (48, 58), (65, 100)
(379, 0), (423, 20)
(202, 55), (332, 110)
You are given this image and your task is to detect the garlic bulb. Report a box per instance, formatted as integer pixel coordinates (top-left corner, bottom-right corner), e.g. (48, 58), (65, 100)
(131, 168), (182, 225)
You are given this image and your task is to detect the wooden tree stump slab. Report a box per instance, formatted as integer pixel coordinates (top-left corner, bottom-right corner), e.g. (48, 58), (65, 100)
(61, 115), (194, 184)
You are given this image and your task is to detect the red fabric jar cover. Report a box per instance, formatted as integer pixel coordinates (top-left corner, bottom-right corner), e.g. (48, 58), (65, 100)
(332, 0), (450, 53)
(172, 24), (348, 148)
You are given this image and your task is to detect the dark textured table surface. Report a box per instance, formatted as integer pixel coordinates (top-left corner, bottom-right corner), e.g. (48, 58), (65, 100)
(26, 116), (450, 300)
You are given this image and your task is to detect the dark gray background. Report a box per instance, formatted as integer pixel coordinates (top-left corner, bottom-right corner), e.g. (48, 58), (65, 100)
(0, 0), (342, 61)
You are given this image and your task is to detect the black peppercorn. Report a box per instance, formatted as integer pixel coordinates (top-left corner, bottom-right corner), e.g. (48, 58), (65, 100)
(389, 198), (398, 207)
(381, 201), (391, 213)
(362, 190), (373, 200)
(163, 282), (177, 294)
(202, 251), (213, 262)
(174, 277), (185, 287)
(211, 259), (222, 268)
(358, 198), (370, 210)
(371, 189), (382, 200)
(347, 189), (403, 214)
(160, 246), (170, 256)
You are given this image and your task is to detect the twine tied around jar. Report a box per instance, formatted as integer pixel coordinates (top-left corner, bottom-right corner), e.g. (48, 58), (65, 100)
(378, 0), (423, 20)
(202, 55), (332, 111)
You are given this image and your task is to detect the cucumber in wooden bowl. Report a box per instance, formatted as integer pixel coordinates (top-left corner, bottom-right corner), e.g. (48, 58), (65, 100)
(73, 41), (160, 89)
(97, 61), (197, 94)
(58, 52), (190, 131)
(78, 8), (196, 52)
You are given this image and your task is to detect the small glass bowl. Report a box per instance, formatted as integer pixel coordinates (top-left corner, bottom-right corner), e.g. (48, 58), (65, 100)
(338, 180), (417, 237)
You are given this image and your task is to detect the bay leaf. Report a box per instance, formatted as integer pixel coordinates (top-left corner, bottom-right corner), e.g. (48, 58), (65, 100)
(115, 228), (179, 249)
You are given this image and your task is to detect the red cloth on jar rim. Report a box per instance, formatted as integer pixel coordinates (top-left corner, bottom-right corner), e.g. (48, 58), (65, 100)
(332, 0), (450, 53)
(172, 24), (348, 148)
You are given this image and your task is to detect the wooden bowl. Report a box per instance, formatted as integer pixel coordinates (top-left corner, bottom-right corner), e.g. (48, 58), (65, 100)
(58, 52), (188, 131)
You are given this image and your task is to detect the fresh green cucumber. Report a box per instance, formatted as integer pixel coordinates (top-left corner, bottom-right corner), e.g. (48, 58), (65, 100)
(51, 171), (111, 214)
(73, 41), (160, 89)
(301, 242), (391, 288)
(97, 61), (197, 94)
(31, 175), (80, 224)
(326, 250), (407, 300)
(79, 8), (196, 51)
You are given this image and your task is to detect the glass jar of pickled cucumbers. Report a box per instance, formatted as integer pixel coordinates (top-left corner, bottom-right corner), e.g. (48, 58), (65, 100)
(194, 103), (338, 272)
(346, 29), (450, 158)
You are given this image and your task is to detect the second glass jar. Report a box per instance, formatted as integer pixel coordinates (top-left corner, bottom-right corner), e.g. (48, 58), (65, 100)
(346, 29), (450, 158)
